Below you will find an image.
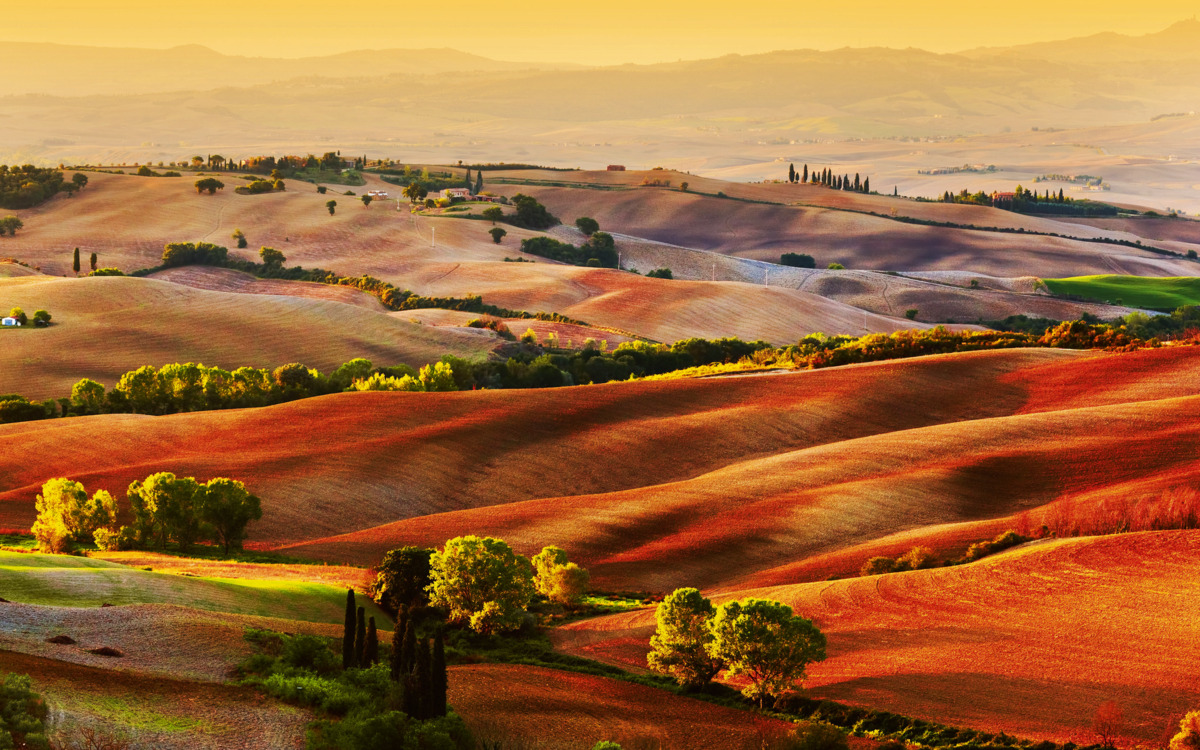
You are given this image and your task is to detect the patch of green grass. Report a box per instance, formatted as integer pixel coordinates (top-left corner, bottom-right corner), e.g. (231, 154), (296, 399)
(1042, 275), (1200, 310)
(0, 551), (385, 624)
(67, 693), (220, 734)
(289, 168), (366, 187)
(0, 533), (37, 552)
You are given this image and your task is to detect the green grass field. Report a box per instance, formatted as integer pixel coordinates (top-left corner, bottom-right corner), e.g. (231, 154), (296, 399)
(0, 551), (385, 624)
(1042, 275), (1200, 310)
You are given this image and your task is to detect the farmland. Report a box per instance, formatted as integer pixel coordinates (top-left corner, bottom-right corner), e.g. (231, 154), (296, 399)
(1042, 275), (1200, 310)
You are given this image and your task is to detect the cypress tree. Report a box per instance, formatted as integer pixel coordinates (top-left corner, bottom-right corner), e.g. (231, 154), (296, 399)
(863, 177), (870, 193)
(400, 620), (417, 675)
(475, 170), (483, 195)
(464, 166), (472, 190)
(802, 164), (808, 183)
(342, 589), (356, 670)
(432, 629), (447, 717)
(1059, 188), (1065, 202)
(354, 606), (366, 666)
(365, 616), (378, 665)
(844, 174), (851, 191)
(389, 608), (405, 681)
(89, 252), (97, 271)
(788, 163), (795, 183)
(402, 674), (420, 717)
(72, 248), (80, 274)
(416, 638), (433, 720)
(854, 173), (861, 191)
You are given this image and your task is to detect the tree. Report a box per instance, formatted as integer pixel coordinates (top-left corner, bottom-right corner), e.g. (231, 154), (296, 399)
(89, 251), (97, 270)
(326, 199), (337, 215)
(511, 194), (557, 229)
(70, 378), (106, 415)
(72, 173), (88, 190)
(115, 365), (163, 414)
(390, 611), (405, 680)
(400, 619), (417, 677)
(73, 247), (80, 274)
(802, 164), (808, 183)
(415, 638), (434, 719)
(0, 216), (23, 236)
(489, 227), (507, 244)
(482, 206), (503, 224)
(354, 606), (367, 667)
(361, 194), (373, 208)
(1170, 711), (1200, 750)
(1093, 701), (1124, 749)
(403, 182), (427, 204)
(8, 307), (26, 325)
(431, 629), (448, 716)
(647, 588), (723, 689)
(32, 478), (89, 553)
(680, 181), (689, 191)
(199, 478), (262, 555)
(789, 164), (796, 183)
(427, 535), (535, 634)
(194, 177), (224, 195)
(259, 246), (286, 268)
(127, 473), (204, 551)
(780, 253), (815, 269)
(646, 268), (673, 279)
(575, 217), (600, 236)
(707, 598), (827, 708)
(317, 185), (327, 195)
(531, 546), (590, 605)
(232, 229), (247, 249)
(464, 167), (472, 191)
(343, 589), (357, 670)
(370, 546), (434, 611)
(365, 616), (378, 665)
(474, 171), (483, 195)
(863, 177), (870, 193)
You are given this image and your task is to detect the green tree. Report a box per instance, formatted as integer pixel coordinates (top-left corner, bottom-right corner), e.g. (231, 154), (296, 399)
(89, 251), (97, 270)
(531, 546), (589, 605)
(365, 616), (379, 666)
(482, 206), (503, 224)
(194, 177), (224, 195)
(200, 478), (262, 554)
(31, 478), (89, 553)
(474, 171), (483, 195)
(343, 589), (357, 670)
(127, 473), (205, 551)
(330, 357), (373, 391)
(259, 246), (286, 268)
(72, 172), (88, 190)
(432, 629), (448, 716)
(73, 247), (80, 274)
(510, 194), (557, 229)
(647, 588), (722, 688)
(488, 227), (507, 244)
(427, 535), (534, 634)
(370, 546), (434, 611)
(326, 199), (338, 215)
(361, 194), (373, 208)
(402, 182), (427, 204)
(8, 307), (27, 325)
(317, 185), (328, 194)
(354, 605), (367, 667)
(575, 217), (600, 236)
(707, 598), (827, 708)
(232, 229), (247, 248)
(69, 378), (105, 414)
(0, 216), (23, 236)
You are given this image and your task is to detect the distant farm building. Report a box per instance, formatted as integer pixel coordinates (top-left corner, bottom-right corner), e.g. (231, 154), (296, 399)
(991, 191), (1016, 206)
(367, 190), (389, 199)
(442, 188), (472, 201)
(607, 165), (626, 171)
(1, 317), (20, 327)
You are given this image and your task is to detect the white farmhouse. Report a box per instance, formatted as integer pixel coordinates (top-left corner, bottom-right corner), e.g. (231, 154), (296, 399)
(1, 317), (20, 327)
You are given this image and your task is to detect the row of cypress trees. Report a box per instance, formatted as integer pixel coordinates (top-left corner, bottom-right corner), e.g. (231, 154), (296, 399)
(787, 163), (870, 193)
(341, 590), (447, 720)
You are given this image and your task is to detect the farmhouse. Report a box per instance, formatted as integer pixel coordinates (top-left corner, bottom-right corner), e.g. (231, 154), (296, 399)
(607, 165), (626, 171)
(1, 317), (20, 327)
(441, 188), (472, 201)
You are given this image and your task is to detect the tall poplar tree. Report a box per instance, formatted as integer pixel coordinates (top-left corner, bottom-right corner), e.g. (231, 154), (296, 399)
(342, 589), (356, 669)
(73, 248), (80, 274)
(802, 164), (808, 183)
(354, 606), (367, 666)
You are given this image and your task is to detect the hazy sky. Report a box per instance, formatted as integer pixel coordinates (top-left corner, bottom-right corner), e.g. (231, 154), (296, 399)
(5, 1), (1197, 64)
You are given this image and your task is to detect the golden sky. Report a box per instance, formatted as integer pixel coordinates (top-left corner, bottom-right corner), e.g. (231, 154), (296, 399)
(4, 1), (1197, 64)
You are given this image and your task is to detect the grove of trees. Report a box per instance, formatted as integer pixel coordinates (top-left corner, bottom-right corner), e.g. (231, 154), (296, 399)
(32, 474), (261, 555)
(519, 232), (617, 268)
(648, 588), (827, 708)
(0, 165), (69, 209)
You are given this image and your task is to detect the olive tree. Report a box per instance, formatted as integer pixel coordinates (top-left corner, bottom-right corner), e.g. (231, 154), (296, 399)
(707, 598), (827, 708)
(427, 536), (534, 634)
(647, 587), (723, 688)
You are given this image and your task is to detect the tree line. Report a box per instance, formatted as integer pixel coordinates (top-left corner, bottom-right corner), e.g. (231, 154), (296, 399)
(787, 163), (870, 193)
(32, 474), (261, 555)
(0, 166), (87, 209)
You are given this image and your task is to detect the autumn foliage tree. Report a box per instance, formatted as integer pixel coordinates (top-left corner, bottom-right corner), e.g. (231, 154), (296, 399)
(1093, 701), (1125, 749)
(531, 545), (590, 605)
(1170, 711), (1200, 750)
(707, 598), (827, 708)
(427, 536), (534, 634)
(647, 588), (723, 689)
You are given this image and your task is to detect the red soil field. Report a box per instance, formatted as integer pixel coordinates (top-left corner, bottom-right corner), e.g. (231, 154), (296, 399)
(555, 532), (1200, 746)
(448, 663), (798, 749)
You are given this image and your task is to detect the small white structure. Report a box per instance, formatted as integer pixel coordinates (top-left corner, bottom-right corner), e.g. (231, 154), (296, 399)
(442, 188), (472, 201)
(1, 317), (20, 327)
(367, 190), (389, 198)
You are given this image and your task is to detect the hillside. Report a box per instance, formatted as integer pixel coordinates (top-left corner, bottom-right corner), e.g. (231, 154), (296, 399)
(0, 274), (496, 399)
(555, 531), (1200, 745)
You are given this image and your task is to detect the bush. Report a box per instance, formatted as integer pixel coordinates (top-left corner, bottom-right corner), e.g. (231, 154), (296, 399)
(781, 253), (816, 269)
(0, 672), (49, 749)
(646, 268), (673, 279)
(782, 723), (850, 750)
(860, 556), (896, 576)
(575, 217), (600, 236)
(905, 309), (918, 320)
(827, 263), (845, 270)
(88, 268), (124, 276)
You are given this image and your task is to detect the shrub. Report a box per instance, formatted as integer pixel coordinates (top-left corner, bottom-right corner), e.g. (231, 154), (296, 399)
(0, 672), (49, 749)
(895, 547), (934, 571)
(782, 723), (850, 750)
(575, 217), (600, 236)
(780, 253), (816, 269)
(88, 268), (124, 276)
(646, 268), (673, 279)
(1170, 711), (1200, 750)
(905, 309), (918, 320)
(860, 556), (896, 576)
(827, 263), (845, 270)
